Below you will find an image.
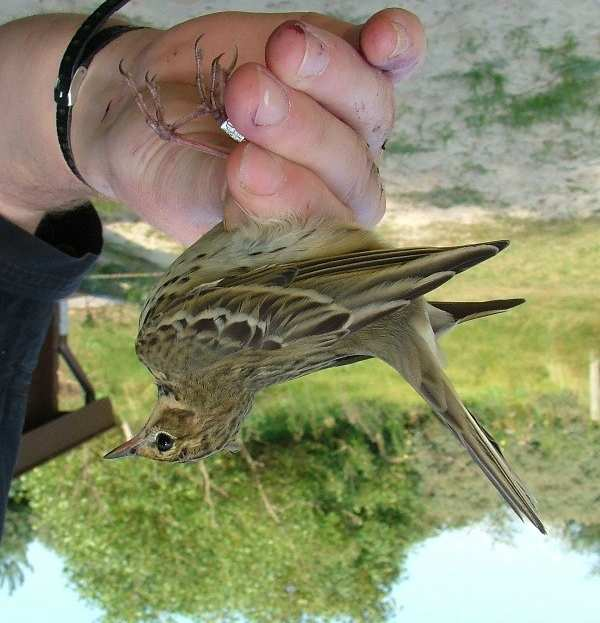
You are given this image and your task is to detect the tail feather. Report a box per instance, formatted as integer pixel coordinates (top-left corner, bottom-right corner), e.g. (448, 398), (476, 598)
(366, 299), (546, 534)
(440, 377), (546, 533)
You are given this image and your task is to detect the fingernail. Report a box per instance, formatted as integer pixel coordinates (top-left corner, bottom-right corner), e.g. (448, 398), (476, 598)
(296, 22), (330, 78)
(389, 21), (412, 59)
(253, 67), (290, 127)
(239, 144), (286, 195)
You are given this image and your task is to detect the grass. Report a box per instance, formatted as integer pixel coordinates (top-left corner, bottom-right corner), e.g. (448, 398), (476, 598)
(385, 124), (455, 156)
(505, 58), (600, 127)
(506, 34), (600, 127)
(394, 185), (490, 209)
(442, 34), (600, 130)
(461, 61), (508, 129)
(80, 247), (159, 304)
(457, 30), (486, 56)
(504, 26), (534, 55)
(384, 134), (431, 156)
(75, 199), (163, 304)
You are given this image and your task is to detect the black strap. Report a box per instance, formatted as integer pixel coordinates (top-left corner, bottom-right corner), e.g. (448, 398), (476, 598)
(54, 0), (142, 186)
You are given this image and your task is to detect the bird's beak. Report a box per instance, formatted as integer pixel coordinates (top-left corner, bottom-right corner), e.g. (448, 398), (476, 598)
(103, 433), (145, 460)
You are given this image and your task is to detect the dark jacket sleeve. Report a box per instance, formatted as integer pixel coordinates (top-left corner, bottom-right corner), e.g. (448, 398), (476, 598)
(0, 203), (102, 539)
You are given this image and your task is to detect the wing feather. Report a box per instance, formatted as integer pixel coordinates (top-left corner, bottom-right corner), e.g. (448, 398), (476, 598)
(138, 225), (509, 381)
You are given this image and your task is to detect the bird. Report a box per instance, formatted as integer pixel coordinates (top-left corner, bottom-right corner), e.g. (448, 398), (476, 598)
(104, 216), (546, 534)
(107, 39), (545, 533)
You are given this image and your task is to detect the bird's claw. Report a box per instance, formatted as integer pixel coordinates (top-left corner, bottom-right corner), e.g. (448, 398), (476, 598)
(119, 35), (240, 159)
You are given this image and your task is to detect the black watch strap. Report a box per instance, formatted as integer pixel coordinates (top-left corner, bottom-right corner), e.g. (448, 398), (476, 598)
(54, 0), (142, 186)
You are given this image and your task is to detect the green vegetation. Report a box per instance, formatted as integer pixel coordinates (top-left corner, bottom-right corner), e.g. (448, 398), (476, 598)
(385, 124), (455, 156)
(459, 61), (508, 130)
(507, 35), (600, 127)
(394, 185), (490, 209)
(23, 403), (427, 623)
(0, 482), (33, 594)
(565, 522), (600, 574)
(384, 133), (430, 155)
(80, 246), (159, 305)
(457, 29), (486, 56)
(444, 34), (600, 129)
(504, 26), (534, 55)
(4, 218), (600, 621)
(92, 199), (136, 223)
(79, 199), (160, 304)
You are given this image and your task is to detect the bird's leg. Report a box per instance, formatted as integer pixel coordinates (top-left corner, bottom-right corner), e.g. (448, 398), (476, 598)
(118, 35), (239, 159)
(197, 35), (238, 126)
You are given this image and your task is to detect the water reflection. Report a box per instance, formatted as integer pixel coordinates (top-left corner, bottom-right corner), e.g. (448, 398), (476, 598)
(2, 518), (599, 622)
(1, 541), (104, 621)
(389, 519), (599, 623)
(2, 388), (599, 621)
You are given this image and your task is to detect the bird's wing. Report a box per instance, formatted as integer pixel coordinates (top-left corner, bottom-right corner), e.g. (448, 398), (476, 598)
(137, 241), (508, 379)
(218, 240), (510, 288)
(137, 284), (353, 376)
(201, 242), (508, 328)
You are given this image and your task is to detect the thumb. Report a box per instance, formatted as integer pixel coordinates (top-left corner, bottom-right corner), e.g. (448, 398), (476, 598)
(127, 141), (228, 244)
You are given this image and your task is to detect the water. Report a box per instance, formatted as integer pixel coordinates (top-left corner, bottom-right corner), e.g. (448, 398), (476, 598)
(2, 518), (598, 622)
(389, 520), (599, 623)
(1, 542), (104, 622)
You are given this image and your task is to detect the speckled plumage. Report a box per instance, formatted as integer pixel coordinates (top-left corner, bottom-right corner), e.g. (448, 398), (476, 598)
(105, 217), (545, 534)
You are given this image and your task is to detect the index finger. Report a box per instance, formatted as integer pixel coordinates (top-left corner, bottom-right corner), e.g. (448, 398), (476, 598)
(263, 10), (425, 157)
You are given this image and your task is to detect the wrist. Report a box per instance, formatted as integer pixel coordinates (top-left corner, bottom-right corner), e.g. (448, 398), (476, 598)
(0, 15), (155, 224)
(0, 16), (93, 214)
(0, 203), (44, 235)
(70, 27), (160, 197)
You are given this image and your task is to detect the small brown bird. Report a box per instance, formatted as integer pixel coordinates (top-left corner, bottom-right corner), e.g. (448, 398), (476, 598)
(106, 39), (545, 534)
(104, 217), (545, 533)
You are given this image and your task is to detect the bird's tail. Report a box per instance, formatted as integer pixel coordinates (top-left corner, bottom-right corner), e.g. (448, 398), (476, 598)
(427, 298), (525, 338)
(364, 298), (546, 533)
(428, 371), (546, 534)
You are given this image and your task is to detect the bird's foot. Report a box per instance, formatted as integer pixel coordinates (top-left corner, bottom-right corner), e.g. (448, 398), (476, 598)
(118, 35), (240, 159)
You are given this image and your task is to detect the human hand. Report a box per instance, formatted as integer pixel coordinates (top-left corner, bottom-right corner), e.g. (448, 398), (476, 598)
(71, 9), (425, 243)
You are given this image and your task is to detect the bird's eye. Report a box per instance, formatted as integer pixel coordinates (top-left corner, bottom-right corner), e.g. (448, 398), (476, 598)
(156, 432), (174, 453)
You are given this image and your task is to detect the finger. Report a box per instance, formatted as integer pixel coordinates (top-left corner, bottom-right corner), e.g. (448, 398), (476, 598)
(224, 142), (355, 229)
(358, 8), (426, 80)
(293, 9), (425, 80)
(224, 64), (385, 227)
(265, 20), (395, 155)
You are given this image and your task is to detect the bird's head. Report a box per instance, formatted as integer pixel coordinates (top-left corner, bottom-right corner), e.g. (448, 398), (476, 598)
(104, 389), (254, 463)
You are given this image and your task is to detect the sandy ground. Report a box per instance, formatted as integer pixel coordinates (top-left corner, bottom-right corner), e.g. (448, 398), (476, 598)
(2, 1), (598, 240)
(104, 222), (183, 267)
